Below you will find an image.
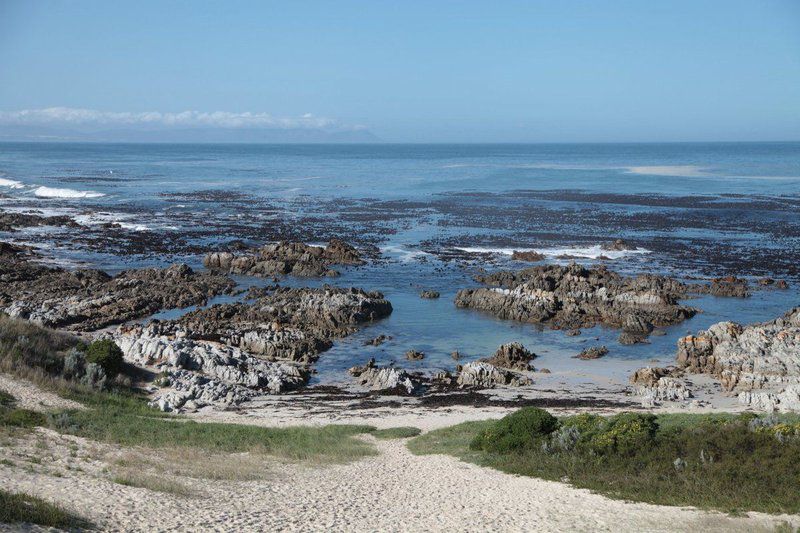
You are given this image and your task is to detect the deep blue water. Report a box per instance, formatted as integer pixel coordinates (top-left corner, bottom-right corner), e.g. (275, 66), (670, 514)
(1, 142), (798, 384)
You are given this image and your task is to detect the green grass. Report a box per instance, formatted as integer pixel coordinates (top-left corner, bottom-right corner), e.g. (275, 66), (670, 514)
(372, 427), (422, 439)
(112, 471), (195, 497)
(408, 412), (800, 515)
(0, 489), (92, 529)
(48, 390), (377, 463)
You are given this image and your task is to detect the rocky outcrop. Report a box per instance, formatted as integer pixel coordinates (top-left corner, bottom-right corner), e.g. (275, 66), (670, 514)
(455, 263), (696, 342)
(0, 212), (80, 232)
(203, 239), (363, 278)
(481, 342), (536, 371)
(420, 290), (440, 299)
(676, 308), (800, 391)
(348, 360), (419, 394)
(456, 361), (531, 388)
(405, 350), (425, 361)
(576, 346), (609, 360)
(739, 385), (800, 412)
(114, 323), (309, 411)
(511, 250), (545, 262)
(629, 366), (691, 406)
(601, 239), (637, 251)
(0, 248), (235, 331)
(175, 286), (392, 363)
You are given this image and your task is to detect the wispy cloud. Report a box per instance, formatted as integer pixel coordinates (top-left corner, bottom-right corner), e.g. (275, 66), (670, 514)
(0, 107), (353, 130)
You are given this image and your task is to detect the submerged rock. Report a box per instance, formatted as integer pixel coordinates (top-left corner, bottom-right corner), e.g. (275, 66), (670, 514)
(203, 238), (363, 278)
(420, 290), (440, 299)
(601, 239), (637, 252)
(511, 250), (545, 262)
(454, 263), (697, 342)
(576, 346), (609, 360)
(481, 342), (536, 371)
(693, 276), (750, 298)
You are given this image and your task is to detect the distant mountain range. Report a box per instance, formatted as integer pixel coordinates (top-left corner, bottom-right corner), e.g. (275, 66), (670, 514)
(0, 124), (382, 143)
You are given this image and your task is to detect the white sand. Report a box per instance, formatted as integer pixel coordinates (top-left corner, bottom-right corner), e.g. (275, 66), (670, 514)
(0, 373), (83, 412)
(1, 374), (797, 532)
(1, 429), (796, 532)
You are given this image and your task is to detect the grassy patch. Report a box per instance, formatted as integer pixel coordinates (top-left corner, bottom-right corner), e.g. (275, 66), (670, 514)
(408, 411), (800, 515)
(0, 408), (46, 429)
(112, 470), (194, 497)
(0, 489), (92, 529)
(48, 391), (377, 463)
(372, 427), (422, 439)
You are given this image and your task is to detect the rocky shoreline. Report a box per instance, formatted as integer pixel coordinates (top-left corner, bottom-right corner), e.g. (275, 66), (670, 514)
(1, 229), (799, 414)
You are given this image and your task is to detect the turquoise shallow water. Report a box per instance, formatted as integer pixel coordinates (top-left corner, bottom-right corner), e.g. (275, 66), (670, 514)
(0, 142), (798, 383)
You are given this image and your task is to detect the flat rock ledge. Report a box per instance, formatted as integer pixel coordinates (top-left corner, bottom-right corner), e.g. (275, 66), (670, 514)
(676, 307), (800, 411)
(0, 244), (235, 331)
(455, 263), (697, 343)
(203, 238), (363, 278)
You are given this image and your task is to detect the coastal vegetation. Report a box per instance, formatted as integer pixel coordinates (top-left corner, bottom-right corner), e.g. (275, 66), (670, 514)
(0, 489), (92, 530)
(409, 407), (800, 514)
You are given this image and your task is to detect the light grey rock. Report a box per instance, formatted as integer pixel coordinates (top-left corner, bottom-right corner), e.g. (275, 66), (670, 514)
(348, 361), (419, 394)
(739, 385), (800, 412)
(456, 361), (531, 388)
(677, 308), (800, 392)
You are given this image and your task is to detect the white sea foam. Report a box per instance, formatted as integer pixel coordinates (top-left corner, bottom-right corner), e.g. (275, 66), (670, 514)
(381, 245), (432, 263)
(72, 212), (150, 231)
(623, 165), (709, 178)
(34, 186), (105, 199)
(0, 177), (24, 188)
(455, 245), (651, 261)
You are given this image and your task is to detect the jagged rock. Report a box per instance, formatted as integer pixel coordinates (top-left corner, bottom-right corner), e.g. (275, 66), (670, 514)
(364, 334), (391, 346)
(636, 378), (692, 407)
(576, 346), (609, 360)
(175, 285), (393, 363)
(618, 331), (649, 345)
(511, 250), (545, 262)
(456, 361), (531, 388)
(114, 323), (309, 411)
(451, 350), (461, 360)
(152, 370), (260, 412)
(405, 350), (425, 361)
(630, 366), (682, 387)
(203, 238), (363, 278)
(420, 290), (440, 299)
(677, 308), (800, 393)
(601, 239), (637, 251)
(739, 385), (800, 412)
(0, 250), (235, 331)
(348, 360), (419, 394)
(455, 263), (696, 338)
(481, 342), (535, 371)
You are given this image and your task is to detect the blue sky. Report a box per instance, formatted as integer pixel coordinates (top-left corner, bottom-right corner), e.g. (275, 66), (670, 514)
(0, 0), (798, 142)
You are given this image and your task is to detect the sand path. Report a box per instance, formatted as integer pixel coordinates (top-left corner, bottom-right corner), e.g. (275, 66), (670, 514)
(2, 434), (795, 532)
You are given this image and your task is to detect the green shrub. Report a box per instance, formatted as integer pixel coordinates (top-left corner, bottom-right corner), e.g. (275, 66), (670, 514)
(587, 413), (658, 456)
(471, 407), (558, 454)
(0, 408), (46, 428)
(85, 339), (124, 376)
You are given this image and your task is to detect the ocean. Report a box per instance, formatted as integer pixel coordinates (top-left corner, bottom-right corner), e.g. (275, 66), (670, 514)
(1, 141), (799, 385)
